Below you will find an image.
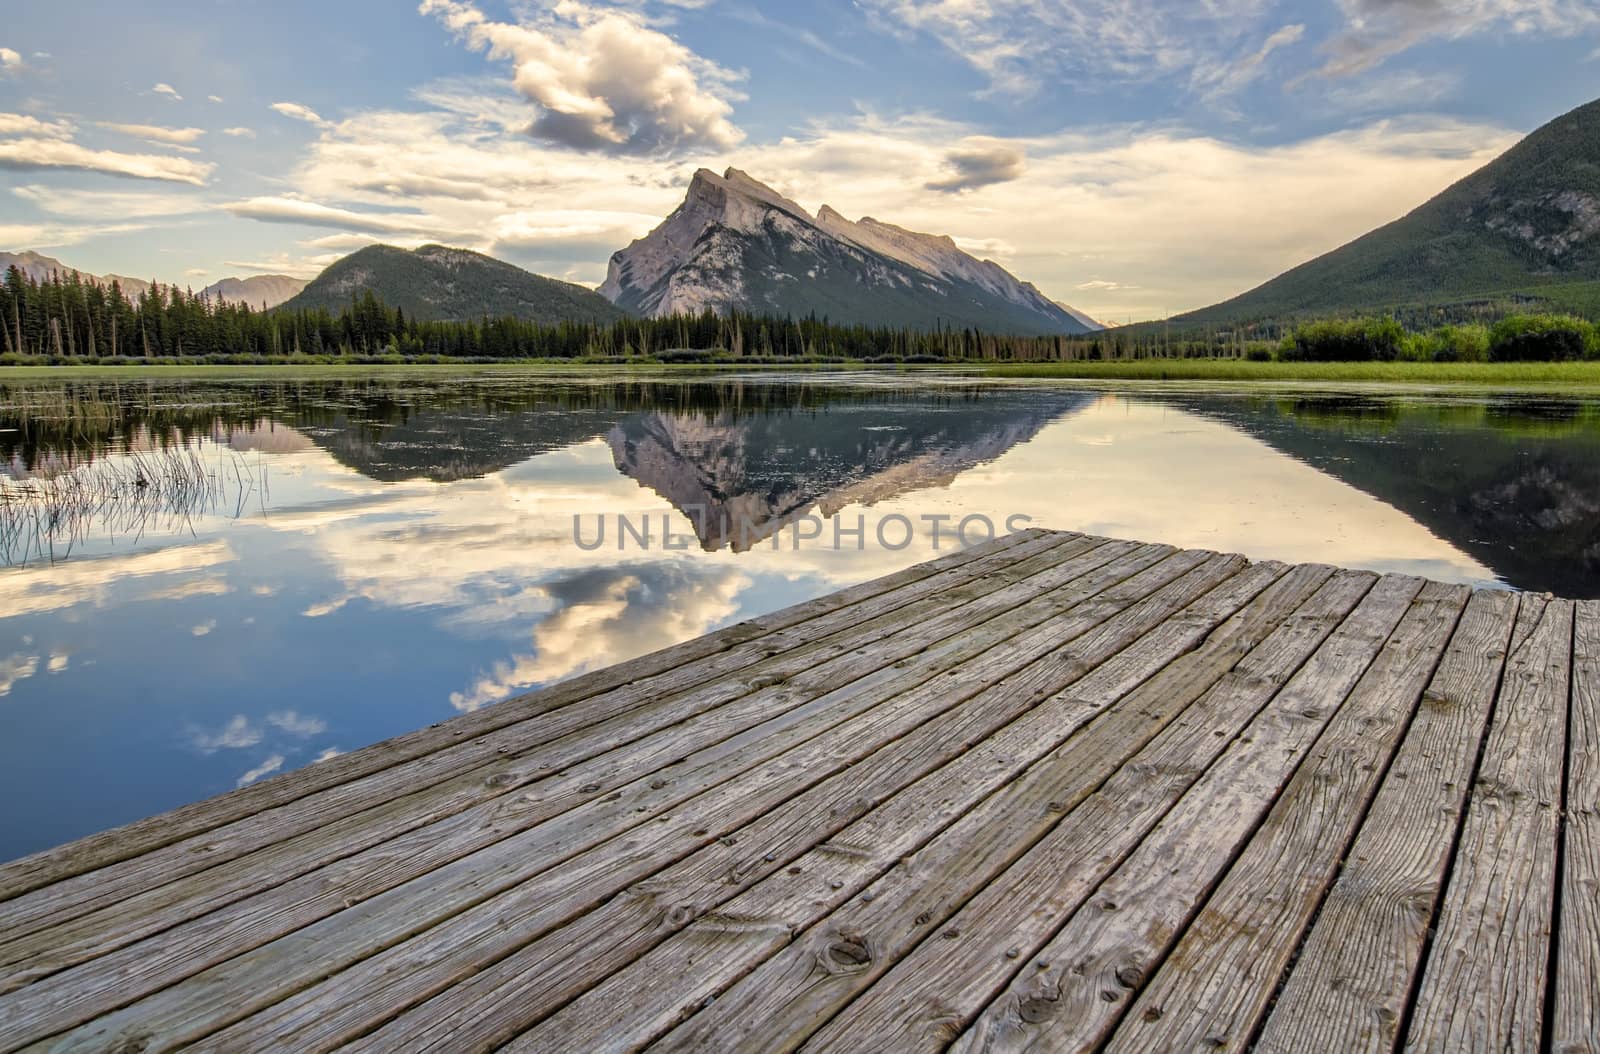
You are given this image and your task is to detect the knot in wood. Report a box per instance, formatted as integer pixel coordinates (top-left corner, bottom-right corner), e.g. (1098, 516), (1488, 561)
(827, 938), (871, 968)
(1017, 995), (1057, 1024)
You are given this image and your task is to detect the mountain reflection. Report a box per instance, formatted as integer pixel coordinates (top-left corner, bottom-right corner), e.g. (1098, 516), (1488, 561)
(607, 394), (1087, 550)
(1161, 394), (1600, 596)
(1, 377), (1091, 560)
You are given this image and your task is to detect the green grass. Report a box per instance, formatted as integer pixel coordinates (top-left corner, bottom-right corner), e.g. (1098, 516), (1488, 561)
(976, 359), (1600, 391)
(14, 357), (1600, 394)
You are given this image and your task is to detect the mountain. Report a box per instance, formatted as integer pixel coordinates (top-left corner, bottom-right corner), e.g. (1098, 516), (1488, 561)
(0, 251), (153, 299)
(608, 390), (1090, 550)
(278, 244), (630, 324)
(1180, 97), (1600, 324)
(600, 168), (1097, 335)
(199, 275), (307, 310)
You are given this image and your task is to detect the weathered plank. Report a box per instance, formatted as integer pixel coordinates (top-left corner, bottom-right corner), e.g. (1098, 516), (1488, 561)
(514, 567), (1367, 1054)
(1105, 579), (1469, 1052)
(0, 529), (1049, 904)
(1404, 595), (1573, 1052)
(217, 559), (1292, 1054)
(1556, 598), (1600, 1054)
(0, 534), (1097, 993)
(1252, 588), (1520, 1054)
(949, 574), (1422, 1054)
(0, 531), (1077, 958)
(11, 546), (1209, 1051)
(3, 531), (1592, 1054)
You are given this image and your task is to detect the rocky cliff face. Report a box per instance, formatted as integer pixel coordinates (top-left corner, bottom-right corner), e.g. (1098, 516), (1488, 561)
(600, 168), (1098, 335)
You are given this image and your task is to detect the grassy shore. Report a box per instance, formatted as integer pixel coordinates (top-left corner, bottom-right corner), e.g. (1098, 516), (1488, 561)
(8, 357), (1600, 393)
(977, 358), (1600, 390)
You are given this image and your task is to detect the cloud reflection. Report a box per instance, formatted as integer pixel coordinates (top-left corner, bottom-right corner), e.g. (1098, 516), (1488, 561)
(450, 561), (750, 712)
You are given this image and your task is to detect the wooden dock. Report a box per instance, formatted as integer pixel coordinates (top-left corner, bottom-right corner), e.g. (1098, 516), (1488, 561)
(0, 528), (1593, 1052)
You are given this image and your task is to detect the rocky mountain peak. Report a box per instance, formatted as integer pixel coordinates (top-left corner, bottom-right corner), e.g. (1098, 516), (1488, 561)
(600, 169), (1099, 334)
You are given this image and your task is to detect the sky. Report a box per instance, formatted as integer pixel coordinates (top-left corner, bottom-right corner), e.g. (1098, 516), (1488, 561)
(1, 0), (1598, 321)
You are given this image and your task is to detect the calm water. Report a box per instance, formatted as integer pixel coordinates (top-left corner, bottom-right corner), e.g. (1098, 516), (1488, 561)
(3, 371), (1599, 862)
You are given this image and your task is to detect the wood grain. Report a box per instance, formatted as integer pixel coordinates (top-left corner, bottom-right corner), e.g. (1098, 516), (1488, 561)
(1404, 595), (1573, 1052)
(1252, 588), (1520, 1054)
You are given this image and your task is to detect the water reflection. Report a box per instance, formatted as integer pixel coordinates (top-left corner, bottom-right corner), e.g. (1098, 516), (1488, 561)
(1, 373), (1596, 861)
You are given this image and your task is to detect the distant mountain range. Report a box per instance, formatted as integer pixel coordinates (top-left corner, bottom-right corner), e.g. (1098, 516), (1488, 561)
(1180, 97), (1600, 325)
(0, 251), (307, 309)
(198, 275), (308, 310)
(27, 92), (1600, 337)
(600, 168), (1099, 335)
(277, 244), (628, 324)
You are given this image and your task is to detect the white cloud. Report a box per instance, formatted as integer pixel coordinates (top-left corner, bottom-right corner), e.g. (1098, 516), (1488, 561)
(47, 650), (70, 674)
(152, 82), (183, 101)
(208, 94), (224, 104)
(190, 714), (261, 753)
(864, 0), (1276, 95)
(266, 710), (328, 737)
(0, 137), (214, 184)
(0, 47), (23, 74)
(7, 186), (206, 252)
(240, 76), (1520, 317)
(97, 122), (207, 146)
(0, 653), (39, 697)
(185, 267), (210, 277)
(271, 101), (333, 129)
(222, 126), (257, 138)
(1193, 23), (1306, 102)
(191, 619), (217, 636)
(315, 747), (344, 763)
(421, 0), (744, 153)
(224, 195), (445, 236)
(0, 112), (73, 138)
(237, 754), (285, 788)
(1316, 0), (1600, 77)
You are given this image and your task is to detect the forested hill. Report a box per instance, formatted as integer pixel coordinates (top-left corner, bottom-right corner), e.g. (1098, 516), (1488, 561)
(278, 244), (630, 325)
(1175, 96), (1600, 325)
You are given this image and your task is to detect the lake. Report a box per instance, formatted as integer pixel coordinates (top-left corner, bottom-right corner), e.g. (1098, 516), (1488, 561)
(3, 371), (1599, 862)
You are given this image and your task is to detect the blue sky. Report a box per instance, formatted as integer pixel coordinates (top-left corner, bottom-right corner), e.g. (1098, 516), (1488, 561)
(2, 0), (1598, 320)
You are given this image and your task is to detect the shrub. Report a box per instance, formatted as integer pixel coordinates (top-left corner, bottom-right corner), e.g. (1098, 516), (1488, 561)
(1414, 323), (1491, 363)
(1489, 314), (1595, 362)
(1284, 318), (1406, 362)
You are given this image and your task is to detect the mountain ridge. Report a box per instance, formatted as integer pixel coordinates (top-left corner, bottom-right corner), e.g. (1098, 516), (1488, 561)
(1, 251), (306, 308)
(600, 168), (1098, 335)
(278, 244), (630, 324)
(1178, 97), (1600, 324)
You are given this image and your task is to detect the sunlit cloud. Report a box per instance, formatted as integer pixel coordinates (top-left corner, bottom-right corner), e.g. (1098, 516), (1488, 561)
(271, 101), (333, 129)
(0, 112), (73, 138)
(189, 714), (262, 753)
(0, 540), (236, 618)
(267, 710), (328, 737)
(152, 82), (183, 101)
(237, 754), (285, 787)
(12, 184), (208, 221)
(97, 122), (207, 146)
(0, 653), (39, 697)
(1315, 0), (1600, 78)
(420, 0), (744, 153)
(0, 137), (214, 185)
